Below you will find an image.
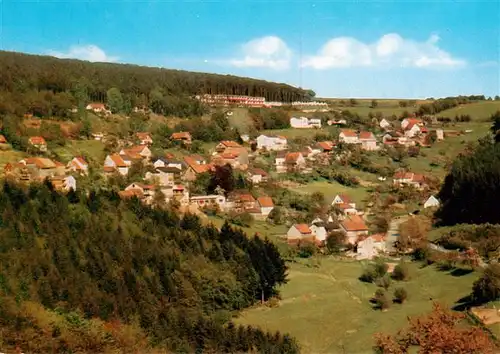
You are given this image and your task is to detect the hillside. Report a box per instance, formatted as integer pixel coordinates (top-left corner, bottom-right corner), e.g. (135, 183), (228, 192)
(0, 51), (308, 118)
(437, 101), (500, 121)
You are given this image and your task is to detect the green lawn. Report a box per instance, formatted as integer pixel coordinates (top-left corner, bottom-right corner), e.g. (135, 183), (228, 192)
(235, 258), (477, 353)
(261, 128), (324, 139)
(290, 180), (369, 206)
(53, 140), (105, 163)
(0, 149), (26, 174)
(438, 101), (500, 122)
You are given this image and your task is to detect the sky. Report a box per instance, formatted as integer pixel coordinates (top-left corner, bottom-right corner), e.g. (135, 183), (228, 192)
(0, 0), (499, 98)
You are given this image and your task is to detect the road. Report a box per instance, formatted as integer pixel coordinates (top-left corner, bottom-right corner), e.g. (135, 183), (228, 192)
(386, 215), (409, 254)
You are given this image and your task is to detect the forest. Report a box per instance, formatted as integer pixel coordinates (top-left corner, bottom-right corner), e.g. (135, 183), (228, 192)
(0, 180), (298, 353)
(0, 51), (308, 118)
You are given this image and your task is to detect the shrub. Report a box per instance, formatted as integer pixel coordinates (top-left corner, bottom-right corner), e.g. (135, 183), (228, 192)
(393, 287), (408, 303)
(392, 261), (411, 281)
(360, 259), (389, 283)
(374, 259), (389, 278)
(360, 267), (378, 283)
(373, 289), (391, 310)
(298, 243), (317, 258)
(375, 275), (392, 290)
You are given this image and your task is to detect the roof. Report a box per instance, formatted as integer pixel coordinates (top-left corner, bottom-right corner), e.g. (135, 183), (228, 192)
(54, 161), (65, 167)
(127, 145), (148, 153)
(74, 157), (87, 166)
(108, 154), (127, 168)
(28, 136), (46, 145)
(184, 156), (212, 174)
(87, 103), (106, 109)
(257, 196), (274, 208)
(404, 118), (424, 130)
(119, 189), (144, 199)
(171, 131), (192, 140)
(316, 141), (334, 151)
(23, 157), (56, 169)
(238, 193), (256, 203)
(156, 166), (182, 174)
(340, 129), (357, 137)
(136, 132), (152, 140)
(359, 131), (375, 140)
(336, 193), (352, 205)
(219, 140), (242, 148)
(370, 233), (387, 242)
(0, 135), (7, 143)
(341, 215), (368, 231)
(294, 224), (312, 234)
(285, 152), (303, 163)
(249, 167), (268, 176)
(394, 171), (414, 180)
(127, 183), (154, 190)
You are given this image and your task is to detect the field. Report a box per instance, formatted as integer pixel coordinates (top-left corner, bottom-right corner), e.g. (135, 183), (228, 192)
(235, 258), (478, 353)
(290, 180), (369, 206)
(438, 101), (500, 121)
(53, 140), (105, 163)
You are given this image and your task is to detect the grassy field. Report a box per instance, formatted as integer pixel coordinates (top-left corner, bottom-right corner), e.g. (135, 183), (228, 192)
(235, 258), (478, 353)
(438, 101), (500, 121)
(260, 128), (325, 139)
(53, 140), (105, 163)
(290, 180), (369, 206)
(0, 149), (26, 174)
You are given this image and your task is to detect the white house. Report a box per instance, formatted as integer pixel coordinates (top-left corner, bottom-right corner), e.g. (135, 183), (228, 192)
(436, 129), (444, 141)
(379, 119), (392, 130)
(275, 151), (287, 173)
(67, 157), (88, 175)
(286, 224), (315, 244)
(104, 154), (129, 176)
(332, 194), (357, 215)
(154, 157), (184, 170)
(310, 223), (328, 244)
(145, 166), (181, 187)
(86, 103), (107, 113)
(359, 131), (378, 151)
(247, 168), (268, 184)
(340, 215), (369, 244)
(257, 196), (274, 217)
(339, 129), (359, 144)
(290, 117), (321, 129)
(308, 118), (322, 128)
(190, 195), (226, 210)
(256, 135), (288, 151)
(424, 195), (440, 209)
(357, 234), (386, 260)
(51, 175), (77, 192)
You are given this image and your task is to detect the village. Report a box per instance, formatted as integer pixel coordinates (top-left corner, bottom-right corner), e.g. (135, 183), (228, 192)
(0, 96), (461, 261)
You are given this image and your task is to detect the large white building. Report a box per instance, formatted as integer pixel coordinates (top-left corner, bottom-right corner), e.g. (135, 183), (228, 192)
(290, 117), (322, 129)
(256, 134), (288, 151)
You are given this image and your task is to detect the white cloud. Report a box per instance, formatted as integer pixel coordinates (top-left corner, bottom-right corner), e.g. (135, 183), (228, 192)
(229, 36), (292, 70)
(302, 33), (465, 69)
(47, 45), (119, 62)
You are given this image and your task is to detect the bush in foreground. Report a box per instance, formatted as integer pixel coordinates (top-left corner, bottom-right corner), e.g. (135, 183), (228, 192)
(393, 287), (408, 304)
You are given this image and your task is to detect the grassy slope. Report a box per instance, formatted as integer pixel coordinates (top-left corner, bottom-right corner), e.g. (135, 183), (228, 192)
(438, 101), (500, 121)
(235, 258), (477, 353)
(53, 140), (105, 163)
(289, 181), (369, 207)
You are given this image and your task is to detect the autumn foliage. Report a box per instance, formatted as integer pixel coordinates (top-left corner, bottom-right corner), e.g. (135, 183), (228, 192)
(374, 303), (496, 354)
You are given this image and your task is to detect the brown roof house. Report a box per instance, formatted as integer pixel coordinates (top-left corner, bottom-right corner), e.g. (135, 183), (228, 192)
(246, 168), (269, 184)
(136, 132), (153, 146)
(104, 154), (129, 176)
(28, 136), (47, 152)
(67, 157), (89, 175)
(393, 171), (427, 189)
(286, 224), (317, 245)
(171, 131), (192, 145)
(358, 131), (378, 151)
(340, 215), (369, 244)
(182, 155), (213, 181)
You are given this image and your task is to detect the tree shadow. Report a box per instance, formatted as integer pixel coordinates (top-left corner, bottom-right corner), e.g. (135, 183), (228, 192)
(452, 294), (487, 311)
(450, 268), (474, 277)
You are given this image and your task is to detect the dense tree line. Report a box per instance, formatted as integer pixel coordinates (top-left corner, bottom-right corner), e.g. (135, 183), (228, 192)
(0, 51), (307, 119)
(0, 180), (297, 353)
(416, 95), (486, 116)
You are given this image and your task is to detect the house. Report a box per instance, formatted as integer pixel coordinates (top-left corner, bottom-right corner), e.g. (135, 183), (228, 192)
(118, 188), (144, 201)
(215, 140), (243, 153)
(171, 131), (192, 144)
(104, 154), (129, 176)
(393, 171), (426, 189)
(357, 233), (387, 259)
(286, 224), (316, 244)
(359, 131), (378, 151)
(246, 168), (269, 184)
(20, 157), (64, 179)
(401, 118), (423, 130)
(50, 175), (77, 192)
(285, 152), (306, 172)
(145, 166), (181, 186)
(275, 151), (287, 173)
(402, 118), (425, 138)
(227, 192), (257, 213)
(125, 183), (155, 204)
(340, 215), (369, 244)
(212, 148), (249, 170)
(162, 184), (190, 205)
(315, 141), (335, 153)
(28, 136), (47, 152)
(257, 196), (274, 217)
(67, 157), (89, 175)
(256, 135), (288, 151)
(339, 129), (359, 144)
(290, 117), (322, 129)
(136, 132), (153, 145)
(436, 129), (444, 141)
(190, 195), (226, 211)
(327, 119), (347, 126)
(183, 155), (213, 181)
(379, 119), (392, 130)
(424, 195), (440, 209)
(0, 135), (7, 144)
(92, 132), (104, 141)
(86, 103), (107, 113)
(310, 220), (328, 245)
(332, 194), (357, 210)
(153, 156), (184, 170)
(119, 145), (152, 161)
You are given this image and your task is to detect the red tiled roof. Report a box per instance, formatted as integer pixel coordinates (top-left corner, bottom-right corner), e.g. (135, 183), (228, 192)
(75, 157), (87, 166)
(294, 224), (312, 234)
(184, 156), (212, 174)
(219, 140), (242, 148)
(340, 129), (357, 137)
(54, 161), (65, 167)
(337, 193), (353, 205)
(317, 141), (334, 151)
(136, 132), (152, 140)
(171, 131), (192, 140)
(28, 136), (46, 145)
(119, 189), (144, 199)
(257, 196), (274, 208)
(238, 193), (256, 203)
(394, 171), (413, 180)
(88, 103), (106, 109)
(0, 135), (7, 143)
(249, 168), (268, 176)
(341, 215), (368, 231)
(23, 157), (56, 169)
(285, 152), (302, 163)
(103, 166), (116, 172)
(109, 154), (127, 168)
(404, 118), (424, 131)
(359, 131), (375, 140)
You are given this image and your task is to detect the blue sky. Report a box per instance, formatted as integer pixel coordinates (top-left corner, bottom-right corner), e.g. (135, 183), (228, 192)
(1, 0), (499, 98)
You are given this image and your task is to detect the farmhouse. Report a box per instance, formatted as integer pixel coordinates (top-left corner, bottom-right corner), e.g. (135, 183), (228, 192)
(215, 140), (243, 153)
(104, 154), (129, 176)
(66, 157), (89, 175)
(50, 175), (77, 192)
(171, 131), (192, 144)
(331, 194), (357, 216)
(28, 136), (47, 152)
(125, 183), (155, 204)
(340, 215), (369, 244)
(285, 152), (306, 172)
(286, 224), (316, 244)
(314, 141), (335, 153)
(393, 171), (426, 189)
(153, 156), (184, 170)
(119, 145), (152, 161)
(246, 168), (269, 184)
(256, 134), (288, 151)
(402, 118), (426, 138)
(227, 192), (257, 213)
(256, 196), (274, 218)
(136, 132), (153, 145)
(379, 118), (392, 130)
(190, 194), (226, 211)
(357, 233), (387, 260)
(145, 166), (181, 187)
(339, 129), (359, 144)
(183, 155), (213, 181)
(290, 117), (321, 128)
(424, 195), (440, 209)
(359, 131), (378, 151)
